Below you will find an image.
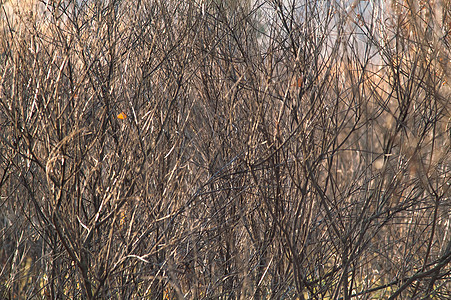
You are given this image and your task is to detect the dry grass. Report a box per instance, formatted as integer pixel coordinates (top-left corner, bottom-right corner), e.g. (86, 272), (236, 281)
(0, 0), (450, 299)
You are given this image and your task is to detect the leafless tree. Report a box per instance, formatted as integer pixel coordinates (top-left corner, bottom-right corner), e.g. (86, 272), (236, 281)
(0, 0), (449, 299)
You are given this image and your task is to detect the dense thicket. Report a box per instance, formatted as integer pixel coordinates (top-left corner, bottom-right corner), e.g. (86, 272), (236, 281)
(0, 0), (450, 299)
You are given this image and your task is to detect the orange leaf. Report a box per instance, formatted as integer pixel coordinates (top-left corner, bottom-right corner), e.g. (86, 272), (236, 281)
(292, 77), (303, 88)
(117, 112), (127, 120)
(296, 77), (303, 87)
